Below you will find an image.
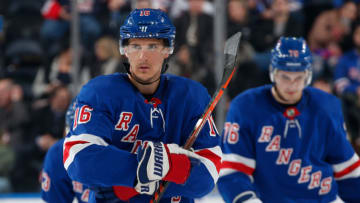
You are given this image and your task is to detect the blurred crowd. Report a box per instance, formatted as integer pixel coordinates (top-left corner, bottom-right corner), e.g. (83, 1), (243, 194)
(0, 0), (360, 194)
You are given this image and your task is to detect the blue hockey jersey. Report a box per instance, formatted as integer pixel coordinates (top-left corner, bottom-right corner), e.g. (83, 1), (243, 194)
(42, 138), (90, 203)
(218, 85), (360, 203)
(334, 50), (360, 95)
(64, 73), (221, 203)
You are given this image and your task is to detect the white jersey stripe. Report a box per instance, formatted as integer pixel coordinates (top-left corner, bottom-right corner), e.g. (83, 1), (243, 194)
(167, 145), (222, 183)
(220, 168), (238, 177)
(63, 134), (109, 170)
(333, 153), (359, 173)
(222, 153), (256, 169)
(335, 167), (360, 180)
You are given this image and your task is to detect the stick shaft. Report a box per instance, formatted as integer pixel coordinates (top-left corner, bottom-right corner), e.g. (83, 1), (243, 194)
(151, 32), (242, 203)
(151, 66), (237, 203)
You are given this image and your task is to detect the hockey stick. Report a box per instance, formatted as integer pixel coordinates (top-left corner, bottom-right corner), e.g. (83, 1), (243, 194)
(151, 32), (242, 203)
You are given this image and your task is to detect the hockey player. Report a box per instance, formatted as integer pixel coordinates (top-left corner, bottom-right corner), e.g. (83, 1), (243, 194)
(63, 8), (221, 203)
(218, 37), (360, 203)
(41, 99), (90, 202)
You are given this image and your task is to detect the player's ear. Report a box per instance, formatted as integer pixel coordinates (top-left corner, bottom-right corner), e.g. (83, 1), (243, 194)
(161, 48), (170, 59)
(124, 48), (129, 58)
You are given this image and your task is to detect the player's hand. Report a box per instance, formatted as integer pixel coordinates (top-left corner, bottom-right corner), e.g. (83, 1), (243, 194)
(134, 180), (159, 195)
(136, 142), (191, 184)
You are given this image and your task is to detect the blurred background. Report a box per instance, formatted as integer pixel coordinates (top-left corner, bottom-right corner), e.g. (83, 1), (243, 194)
(0, 0), (360, 201)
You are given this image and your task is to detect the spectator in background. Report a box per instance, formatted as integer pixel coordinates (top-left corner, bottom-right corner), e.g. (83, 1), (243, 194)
(41, 99), (89, 203)
(226, 43), (269, 100)
(135, 0), (153, 8)
(0, 78), (28, 193)
(250, 0), (304, 71)
(225, 0), (268, 100)
(339, 1), (359, 53)
(308, 1), (357, 56)
(170, 0), (216, 94)
(11, 86), (71, 193)
(226, 0), (255, 42)
(32, 42), (90, 98)
(32, 85), (72, 152)
(334, 22), (360, 154)
(40, 0), (101, 56)
(90, 36), (126, 78)
(0, 78), (29, 152)
(106, 0), (131, 37)
(0, 78), (36, 192)
(168, 44), (216, 95)
(173, 0), (214, 67)
(312, 77), (334, 94)
(0, 127), (14, 193)
(152, 0), (173, 11)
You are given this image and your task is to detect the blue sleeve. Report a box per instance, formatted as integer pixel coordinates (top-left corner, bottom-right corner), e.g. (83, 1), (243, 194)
(324, 99), (360, 202)
(42, 141), (75, 203)
(218, 98), (259, 203)
(337, 178), (360, 203)
(164, 84), (222, 198)
(165, 115), (221, 198)
(325, 100), (355, 164)
(334, 57), (358, 94)
(64, 83), (138, 188)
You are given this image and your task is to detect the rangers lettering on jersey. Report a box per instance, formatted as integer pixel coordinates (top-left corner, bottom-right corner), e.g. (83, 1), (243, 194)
(115, 112), (133, 131)
(257, 125), (333, 194)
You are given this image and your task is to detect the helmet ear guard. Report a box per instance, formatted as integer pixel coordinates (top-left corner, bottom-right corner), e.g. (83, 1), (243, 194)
(305, 70), (312, 86)
(269, 65), (275, 83)
(119, 39), (125, 55)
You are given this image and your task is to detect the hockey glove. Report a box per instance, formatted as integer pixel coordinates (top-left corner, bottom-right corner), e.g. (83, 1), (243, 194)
(134, 180), (159, 195)
(112, 181), (159, 201)
(137, 142), (191, 185)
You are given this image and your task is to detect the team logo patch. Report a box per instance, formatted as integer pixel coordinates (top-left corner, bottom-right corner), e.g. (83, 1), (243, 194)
(283, 107), (300, 120)
(41, 170), (51, 192)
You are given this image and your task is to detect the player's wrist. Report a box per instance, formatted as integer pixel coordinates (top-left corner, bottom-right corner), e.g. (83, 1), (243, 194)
(136, 142), (192, 185)
(112, 185), (138, 201)
(162, 144), (191, 184)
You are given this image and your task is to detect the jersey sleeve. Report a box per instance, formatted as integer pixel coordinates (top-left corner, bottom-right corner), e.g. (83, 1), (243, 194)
(334, 56), (358, 94)
(42, 141), (75, 203)
(164, 84), (222, 198)
(324, 100), (360, 202)
(63, 81), (138, 188)
(218, 98), (260, 203)
(320, 98), (360, 202)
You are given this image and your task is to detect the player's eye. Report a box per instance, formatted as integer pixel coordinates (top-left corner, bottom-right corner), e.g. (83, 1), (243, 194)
(148, 44), (160, 51)
(280, 75), (291, 81)
(295, 76), (305, 82)
(129, 44), (141, 50)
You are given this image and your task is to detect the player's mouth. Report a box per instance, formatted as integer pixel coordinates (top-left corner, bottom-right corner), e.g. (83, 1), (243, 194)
(138, 66), (151, 72)
(287, 92), (295, 95)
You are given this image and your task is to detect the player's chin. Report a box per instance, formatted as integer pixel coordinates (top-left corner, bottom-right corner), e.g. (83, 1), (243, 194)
(136, 75), (157, 83)
(285, 95), (301, 103)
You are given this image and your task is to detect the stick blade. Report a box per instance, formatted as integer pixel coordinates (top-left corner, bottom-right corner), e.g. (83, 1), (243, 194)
(224, 32), (242, 56)
(222, 32), (242, 85)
